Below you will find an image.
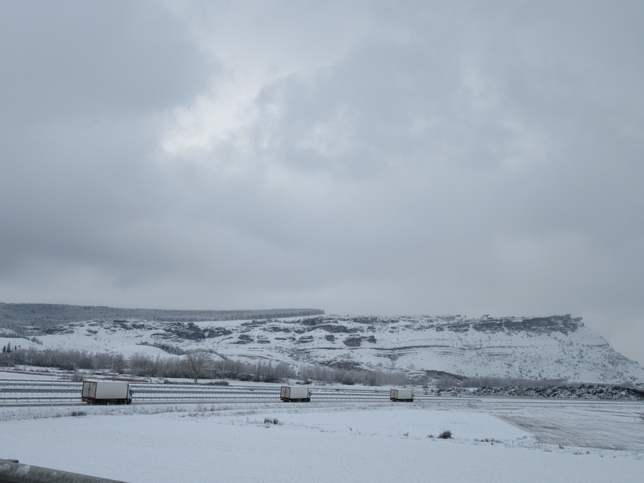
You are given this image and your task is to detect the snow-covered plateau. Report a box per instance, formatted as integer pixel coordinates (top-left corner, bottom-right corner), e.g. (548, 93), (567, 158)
(3, 314), (644, 384)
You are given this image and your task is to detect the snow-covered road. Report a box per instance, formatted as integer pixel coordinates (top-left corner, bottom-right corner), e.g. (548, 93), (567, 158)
(493, 405), (644, 451)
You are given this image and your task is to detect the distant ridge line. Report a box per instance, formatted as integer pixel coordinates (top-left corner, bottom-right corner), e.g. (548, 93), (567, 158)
(0, 303), (325, 329)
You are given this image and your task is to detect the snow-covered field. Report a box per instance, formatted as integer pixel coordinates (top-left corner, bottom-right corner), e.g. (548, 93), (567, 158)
(1, 400), (643, 482)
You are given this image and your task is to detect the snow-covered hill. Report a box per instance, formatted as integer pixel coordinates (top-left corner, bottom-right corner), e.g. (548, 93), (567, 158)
(5, 314), (644, 384)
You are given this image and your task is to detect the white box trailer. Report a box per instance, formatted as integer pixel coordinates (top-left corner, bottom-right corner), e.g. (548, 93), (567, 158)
(280, 385), (311, 402)
(82, 380), (132, 405)
(390, 388), (413, 402)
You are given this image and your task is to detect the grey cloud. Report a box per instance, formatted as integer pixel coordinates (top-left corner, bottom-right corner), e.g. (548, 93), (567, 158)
(0, 0), (208, 124)
(0, 0), (208, 276)
(1, 1), (643, 363)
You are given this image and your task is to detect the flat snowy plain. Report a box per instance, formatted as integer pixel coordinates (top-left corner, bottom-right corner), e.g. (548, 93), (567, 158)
(2, 398), (643, 483)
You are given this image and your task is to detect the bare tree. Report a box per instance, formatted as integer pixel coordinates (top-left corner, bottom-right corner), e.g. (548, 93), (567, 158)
(184, 349), (212, 384)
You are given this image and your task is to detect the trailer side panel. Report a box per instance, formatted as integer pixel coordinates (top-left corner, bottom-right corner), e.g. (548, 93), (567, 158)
(280, 385), (310, 402)
(82, 380), (131, 404)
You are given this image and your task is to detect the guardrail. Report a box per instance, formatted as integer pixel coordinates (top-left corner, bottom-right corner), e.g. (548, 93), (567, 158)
(2, 381), (642, 408)
(0, 459), (126, 483)
(0, 381), (393, 403)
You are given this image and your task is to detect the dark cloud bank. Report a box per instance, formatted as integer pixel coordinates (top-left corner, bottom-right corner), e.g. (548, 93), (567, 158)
(1, 1), (643, 364)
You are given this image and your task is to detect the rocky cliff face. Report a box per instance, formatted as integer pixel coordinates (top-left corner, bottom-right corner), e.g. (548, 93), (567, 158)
(13, 314), (644, 384)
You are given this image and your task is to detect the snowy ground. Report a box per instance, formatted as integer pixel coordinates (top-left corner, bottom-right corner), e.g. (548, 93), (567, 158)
(1, 401), (643, 482)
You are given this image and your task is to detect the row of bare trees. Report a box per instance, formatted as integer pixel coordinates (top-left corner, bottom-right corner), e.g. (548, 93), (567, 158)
(0, 347), (408, 385)
(0, 347), (218, 382)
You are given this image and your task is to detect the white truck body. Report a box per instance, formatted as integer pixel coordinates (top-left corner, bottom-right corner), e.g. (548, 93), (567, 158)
(280, 385), (311, 402)
(82, 380), (132, 404)
(390, 388), (413, 402)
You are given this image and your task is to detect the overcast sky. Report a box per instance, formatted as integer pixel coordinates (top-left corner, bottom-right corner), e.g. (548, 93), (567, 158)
(1, 1), (643, 364)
